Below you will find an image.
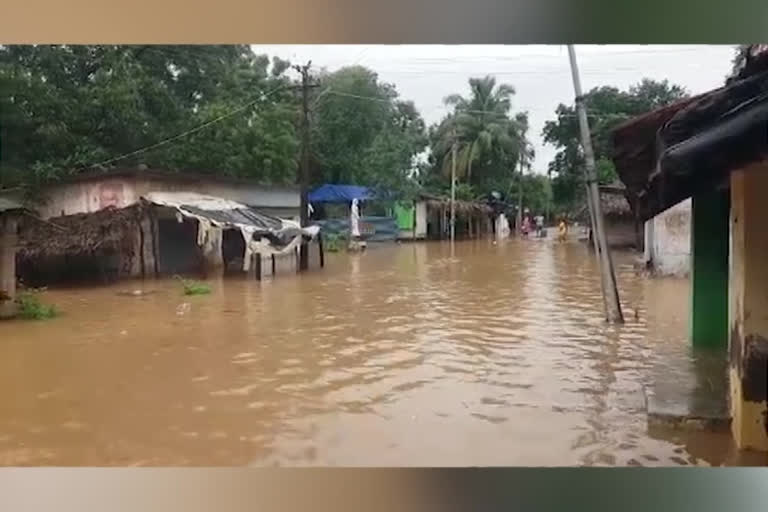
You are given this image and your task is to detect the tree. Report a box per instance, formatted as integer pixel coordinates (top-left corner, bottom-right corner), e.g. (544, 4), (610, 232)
(440, 76), (516, 182)
(0, 45), (299, 191)
(542, 79), (688, 214)
(426, 76), (531, 200)
(310, 66), (427, 198)
(514, 172), (551, 217)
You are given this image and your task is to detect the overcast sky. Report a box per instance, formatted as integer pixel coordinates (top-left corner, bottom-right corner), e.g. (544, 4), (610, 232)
(251, 45), (735, 172)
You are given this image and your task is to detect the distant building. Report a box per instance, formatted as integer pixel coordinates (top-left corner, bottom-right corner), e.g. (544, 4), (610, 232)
(309, 184), (401, 243)
(14, 168), (320, 286)
(394, 201), (427, 241)
(597, 183), (640, 250)
(419, 193), (492, 240)
(577, 184), (641, 250)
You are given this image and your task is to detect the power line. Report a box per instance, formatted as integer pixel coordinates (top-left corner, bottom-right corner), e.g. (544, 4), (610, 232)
(79, 83), (289, 171)
(310, 86), (333, 108)
(324, 90), (391, 103)
(322, 89), (630, 120)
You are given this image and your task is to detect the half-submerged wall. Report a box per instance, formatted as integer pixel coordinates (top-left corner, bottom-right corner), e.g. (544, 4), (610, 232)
(644, 199), (691, 277)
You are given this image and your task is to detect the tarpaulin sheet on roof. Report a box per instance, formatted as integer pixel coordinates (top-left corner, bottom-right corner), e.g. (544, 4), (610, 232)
(143, 192), (319, 271)
(308, 184), (374, 203)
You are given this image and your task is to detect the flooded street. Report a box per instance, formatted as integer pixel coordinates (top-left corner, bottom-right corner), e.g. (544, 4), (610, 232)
(1, 239), (765, 466)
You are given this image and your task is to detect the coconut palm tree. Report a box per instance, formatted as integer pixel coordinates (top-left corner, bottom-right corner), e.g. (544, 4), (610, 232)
(435, 76), (527, 186)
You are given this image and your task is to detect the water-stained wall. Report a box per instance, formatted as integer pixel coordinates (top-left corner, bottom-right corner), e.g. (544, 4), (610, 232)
(729, 165), (768, 451)
(33, 175), (300, 221)
(644, 198), (691, 276)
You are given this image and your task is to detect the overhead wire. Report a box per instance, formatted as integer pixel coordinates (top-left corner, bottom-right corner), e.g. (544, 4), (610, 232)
(20, 45), (719, 173)
(320, 89), (626, 120)
(78, 82), (290, 171)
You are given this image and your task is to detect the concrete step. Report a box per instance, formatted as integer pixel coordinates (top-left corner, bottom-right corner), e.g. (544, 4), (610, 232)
(644, 352), (730, 433)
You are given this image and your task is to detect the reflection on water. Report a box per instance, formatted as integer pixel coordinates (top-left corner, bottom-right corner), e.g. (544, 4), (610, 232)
(0, 239), (765, 466)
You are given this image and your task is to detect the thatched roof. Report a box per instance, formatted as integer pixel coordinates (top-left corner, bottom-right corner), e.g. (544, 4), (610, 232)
(18, 205), (143, 258)
(572, 187), (633, 224)
(611, 48), (768, 221)
(418, 193), (492, 214)
(598, 186), (633, 218)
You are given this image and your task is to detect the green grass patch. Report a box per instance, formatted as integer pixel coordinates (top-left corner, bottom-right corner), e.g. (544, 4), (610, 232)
(175, 277), (211, 296)
(16, 290), (58, 320)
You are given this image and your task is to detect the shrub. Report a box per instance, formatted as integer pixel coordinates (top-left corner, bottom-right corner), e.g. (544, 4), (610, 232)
(16, 290), (58, 320)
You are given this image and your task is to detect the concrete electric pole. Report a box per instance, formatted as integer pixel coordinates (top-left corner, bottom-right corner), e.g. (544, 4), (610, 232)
(567, 45), (624, 324)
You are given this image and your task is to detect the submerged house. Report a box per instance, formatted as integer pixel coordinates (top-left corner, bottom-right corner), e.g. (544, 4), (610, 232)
(394, 200), (427, 241)
(596, 183), (640, 249)
(308, 184), (400, 243)
(574, 184), (638, 249)
(395, 194), (492, 241)
(610, 45), (768, 451)
(15, 169), (321, 286)
(419, 193), (493, 240)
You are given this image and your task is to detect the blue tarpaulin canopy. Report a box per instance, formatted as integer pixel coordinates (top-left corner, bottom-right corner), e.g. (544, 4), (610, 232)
(308, 184), (374, 203)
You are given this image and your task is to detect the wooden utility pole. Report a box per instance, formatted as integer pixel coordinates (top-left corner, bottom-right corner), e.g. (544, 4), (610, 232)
(293, 62), (319, 272)
(450, 129), (457, 246)
(567, 45), (624, 323)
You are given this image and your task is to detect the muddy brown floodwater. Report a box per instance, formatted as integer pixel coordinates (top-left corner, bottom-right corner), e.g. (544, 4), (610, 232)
(1, 239), (767, 466)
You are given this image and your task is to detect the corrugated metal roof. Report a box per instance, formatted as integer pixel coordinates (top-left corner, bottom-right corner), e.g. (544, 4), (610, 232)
(179, 204), (284, 232)
(143, 192), (287, 231)
(142, 191), (319, 244)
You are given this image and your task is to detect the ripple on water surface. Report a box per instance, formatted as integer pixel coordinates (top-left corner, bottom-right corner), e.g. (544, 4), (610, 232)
(0, 240), (760, 466)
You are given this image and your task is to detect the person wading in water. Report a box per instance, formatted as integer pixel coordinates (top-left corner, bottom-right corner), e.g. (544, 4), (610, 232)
(521, 209), (531, 238)
(558, 217), (568, 242)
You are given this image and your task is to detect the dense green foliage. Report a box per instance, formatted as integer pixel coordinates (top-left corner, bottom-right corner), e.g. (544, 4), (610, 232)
(422, 76), (533, 203)
(542, 79), (688, 213)
(311, 66), (427, 199)
(0, 45), (300, 190)
(0, 46), (426, 202)
(1, 46), (690, 218)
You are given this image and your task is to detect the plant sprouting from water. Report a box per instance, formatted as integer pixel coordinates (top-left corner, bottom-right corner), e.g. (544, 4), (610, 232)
(174, 276), (211, 296)
(16, 290), (58, 320)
